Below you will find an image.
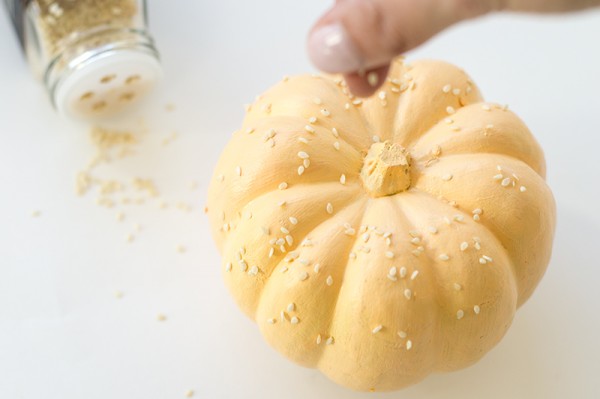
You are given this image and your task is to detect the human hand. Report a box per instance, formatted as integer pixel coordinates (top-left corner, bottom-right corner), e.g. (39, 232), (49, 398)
(307, 0), (600, 97)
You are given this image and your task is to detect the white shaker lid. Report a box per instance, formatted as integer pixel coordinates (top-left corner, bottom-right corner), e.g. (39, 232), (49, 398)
(54, 49), (162, 121)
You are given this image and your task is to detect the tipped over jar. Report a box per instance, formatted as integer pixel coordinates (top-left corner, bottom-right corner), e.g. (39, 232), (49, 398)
(5, 0), (162, 120)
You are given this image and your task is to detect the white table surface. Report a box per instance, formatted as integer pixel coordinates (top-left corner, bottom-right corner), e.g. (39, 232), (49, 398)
(1, 1), (600, 398)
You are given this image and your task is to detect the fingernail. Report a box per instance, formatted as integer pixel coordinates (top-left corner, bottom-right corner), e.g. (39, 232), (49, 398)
(307, 23), (363, 73)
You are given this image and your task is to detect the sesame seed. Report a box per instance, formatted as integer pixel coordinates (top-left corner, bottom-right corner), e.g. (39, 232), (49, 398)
(406, 340), (412, 350)
(298, 258), (310, 266)
(298, 137), (309, 144)
(333, 141), (340, 150)
(372, 325), (383, 334)
(411, 270), (419, 280)
(344, 103), (350, 110)
(439, 254), (450, 261)
(305, 125), (316, 134)
(278, 182), (288, 190)
(303, 159), (311, 168)
(288, 217), (298, 225)
(298, 166), (305, 176)
(316, 334), (322, 345)
(290, 316), (299, 324)
(276, 238), (285, 246)
(267, 318), (276, 324)
(248, 266), (259, 276)
(268, 248), (275, 258)
(225, 262), (232, 272)
(313, 97), (323, 105)
(442, 174), (453, 181)
(398, 331), (408, 339)
(235, 166), (242, 176)
(457, 309), (465, 320)
(298, 151), (310, 159)
(308, 116), (317, 124)
(446, 106), (456, 115)
(453, 283), (462, 291)
(280, 311), (286, 322)
(299, 271), (309, 281)
(452, 88), (461, 96)
(442, 84), (452, 93)
(383, 232), (392, 238)
(483, 255), (493, 262)
(332, 127), (340, 138)
(411, 237), (421, 245)
(454, 214), (464, 222)
(479, 257), (487, 265)
(482, 104), (491, 111)
(372, 135), (381, 143)
(320, 109), (331, 117)
(400, 267), (407, 278)
(280, 226), (290, 234)
(385, 251), (394, 259)
(217, 174), (225, 182)
(445, 118), (454, 124)
(326, 275), (334, 286)
(501, 178), (512, 187)
(157, 314), (167, 322)
(326, 203), (334, 214)
(326, 336), (334, 345)
(473, 214), (481, 221)
(497, 165), (503, 171)
(389, 266), (398, 276)
(460, 242), (469, 251)
(520, 186), (527, 192)
(287, 303), (296, 312)
(475, 242), (481, 250)
(367, 71), (379, 87)
(428, 226), (438, 234)
(474, 305), (481, 314)
(281, 266), (288, 273)
(451, 126), (461, 132)
(349, 252), (357, 260)
(362, 233), (370, 243)
(313, 263), (321, 273)
(493, 174), (504, 181)
(340, 174), (346, 185)
(404, 289), (412, 300)
(352, 99), (363, 106)
(239, 260), (248, 271)
(285, 235), (294, 246)
(344, 228), (356, 236)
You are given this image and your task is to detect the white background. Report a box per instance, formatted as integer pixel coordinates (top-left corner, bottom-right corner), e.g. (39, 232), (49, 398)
(1, 1), (600, 398)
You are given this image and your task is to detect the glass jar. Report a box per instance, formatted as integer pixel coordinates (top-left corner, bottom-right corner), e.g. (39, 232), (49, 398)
(5, 0), (162, 120)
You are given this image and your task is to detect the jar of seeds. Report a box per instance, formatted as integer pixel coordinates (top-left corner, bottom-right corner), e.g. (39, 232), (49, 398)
(4, 0), (162, 120)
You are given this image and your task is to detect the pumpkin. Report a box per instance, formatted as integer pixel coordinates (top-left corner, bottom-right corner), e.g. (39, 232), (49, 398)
(206, 59), (556, 391)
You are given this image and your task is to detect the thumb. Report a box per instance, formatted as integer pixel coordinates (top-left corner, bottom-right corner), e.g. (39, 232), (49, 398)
(307, 0), (495, 74)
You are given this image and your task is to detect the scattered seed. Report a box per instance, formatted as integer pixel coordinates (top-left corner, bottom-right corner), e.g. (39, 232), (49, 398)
(460, 242), (469, 251)
(326, 336), (335, 345)
(398, 331), (408, 339)
(326, 275), (333, 286)
(326, 203), (334, 214)
(404, 289), (412, 300)
(442, 84), (452, 93)
(298, 271), (309, 281)
(290, 316), (299, 324)
(400, 267), (407, 278)
(278, 182), (288, 190)
(316, 334), (322, 344)
(340, 174), (346, 185)
(457, 309), (465, 320)
(406, 340), (413, 350)
(439, 254), (450, 261)
(520, 186), (527, 192)
(410, 270), (419, 280)
(372, 325), (383, 334)
(385, 251), (394, 259)
(474, 305), (481, 314)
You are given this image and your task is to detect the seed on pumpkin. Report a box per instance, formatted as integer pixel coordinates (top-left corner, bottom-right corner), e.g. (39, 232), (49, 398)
(298, 271), (309, 281)
(479, 257), (487, 265)
(298, 258), (310, 266)
(473, 214), (481, 221)
(372, 135), (381, 143)
(372, 325), (383, 334)
(400, 267), (407, 278)
(326, 203), (334, 214)
(482, 255), (493, 262)
(362, 233), (370, 243)
(268, 248), (275, 258)
(428, 226), (438, 234)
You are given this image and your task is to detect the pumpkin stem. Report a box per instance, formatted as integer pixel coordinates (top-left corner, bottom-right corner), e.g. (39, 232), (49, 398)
(360, 141), (411, 197)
